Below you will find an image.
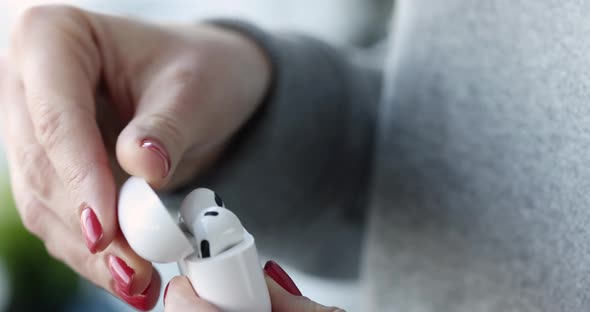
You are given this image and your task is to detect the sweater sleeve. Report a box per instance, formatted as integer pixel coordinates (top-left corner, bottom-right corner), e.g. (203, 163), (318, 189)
(165, 20), (383, 276)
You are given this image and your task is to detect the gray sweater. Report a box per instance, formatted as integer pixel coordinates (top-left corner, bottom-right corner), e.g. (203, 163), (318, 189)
(194, 1), (590, 311)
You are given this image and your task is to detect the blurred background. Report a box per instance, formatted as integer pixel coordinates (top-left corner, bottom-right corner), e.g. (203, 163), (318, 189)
(0, 0), (391, 311)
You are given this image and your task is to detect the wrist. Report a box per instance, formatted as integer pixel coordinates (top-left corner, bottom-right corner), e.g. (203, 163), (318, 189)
(202, 23), (273, 113)
(203, 20), (275, 110)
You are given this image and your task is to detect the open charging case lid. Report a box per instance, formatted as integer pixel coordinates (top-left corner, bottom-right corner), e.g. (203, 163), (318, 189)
(118, 177), (195, 263)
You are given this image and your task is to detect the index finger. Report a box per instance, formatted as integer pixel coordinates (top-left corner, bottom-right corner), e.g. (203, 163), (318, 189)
(11, 6), (116, 253)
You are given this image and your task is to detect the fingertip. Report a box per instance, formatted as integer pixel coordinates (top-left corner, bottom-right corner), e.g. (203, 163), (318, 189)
(140, 138), (171, 179)
(76, 167), (119, 254)
(165, 276), (219, 311)
(264, 260), (302, 296)
(165, 276), (197, 308)
(107, 252), (153, 296)
(265, 275), (292, 298)
(128, 261), (154, 296)
(80, 206), (104, 253)
(111, 232), (159, 294)
(114, 266), (161, 311)
(167, 276), (195, 298)
(116, 127), (173, 188)
(80, 202), (116, 255)
(265, 276), (344, 312)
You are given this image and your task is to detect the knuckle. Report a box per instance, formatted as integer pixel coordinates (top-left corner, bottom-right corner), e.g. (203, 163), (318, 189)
(166, 55), (207, 89)
(17, 144), (54, 199)
(44, 240), (66, 262)
(14, 5), (78, 36)
(14, 6), (52, 36)
(84, 255), (110, 289)
(19, 196), (46, 237)
(45, 239), (103, 288)
(10, 5), (86, 59)
(33, 100), (68, 151)
(169, 66), (197, 87)
(62, 163), (92, 193)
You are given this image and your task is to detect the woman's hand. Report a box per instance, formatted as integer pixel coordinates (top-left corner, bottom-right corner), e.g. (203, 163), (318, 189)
(0, 5), (270, 310)
(164, 261), (346, 312)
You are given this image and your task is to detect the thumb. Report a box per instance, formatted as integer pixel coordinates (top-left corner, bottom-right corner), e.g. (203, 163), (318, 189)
(164, 276), (219, 312)
(266, 277), (345, 312)
(116, 65), (218, 188)
(264, 261), (345, 312)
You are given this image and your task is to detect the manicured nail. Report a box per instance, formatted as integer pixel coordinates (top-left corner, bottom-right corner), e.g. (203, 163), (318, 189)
(80, 207), (103, 253)
(141, 139), (171, 178)
(163, 282), (170, 306)
(264, 260), (302, 296)
(108, 255), (135, 295)
(114, 271), (161, 312)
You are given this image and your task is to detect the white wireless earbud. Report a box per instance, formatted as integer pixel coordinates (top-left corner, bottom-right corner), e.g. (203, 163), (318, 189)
(118, 177), (271, 312)
(179, 188), (224, 228)
(189, 207), (244, 258)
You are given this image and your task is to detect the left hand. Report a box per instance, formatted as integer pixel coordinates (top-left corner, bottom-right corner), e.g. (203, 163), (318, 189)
(0, 5), (271, 310)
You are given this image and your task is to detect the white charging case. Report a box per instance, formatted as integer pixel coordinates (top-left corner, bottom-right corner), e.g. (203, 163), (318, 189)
(118, 177), (271, 312)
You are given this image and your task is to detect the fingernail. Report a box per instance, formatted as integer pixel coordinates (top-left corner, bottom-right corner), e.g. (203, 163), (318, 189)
(114, 272), (161, 312)
(141, 139), (171, 178)
(163, 281), (170, 306)
(264, 260), (302, 296)
(80, 207), (103, 253)
(108, 255), (135, 295)
(114, 283), (152, 311)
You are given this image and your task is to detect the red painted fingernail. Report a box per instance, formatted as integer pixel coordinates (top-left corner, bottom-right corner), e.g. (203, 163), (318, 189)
(108, 255), (135, 295)
(163, 281), (170, 306)
(264, 260), (302, 296)
(80, 207), (103, 253)
(114, 270), (161, 311)
(141, 139), (171, 178)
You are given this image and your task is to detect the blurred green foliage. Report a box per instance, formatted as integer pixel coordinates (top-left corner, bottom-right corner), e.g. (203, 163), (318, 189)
(0, 175), (79, 312)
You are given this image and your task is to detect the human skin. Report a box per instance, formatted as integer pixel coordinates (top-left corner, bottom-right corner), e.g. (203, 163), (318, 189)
(0, 4), (272, 310)
(165, 276), (343, 312)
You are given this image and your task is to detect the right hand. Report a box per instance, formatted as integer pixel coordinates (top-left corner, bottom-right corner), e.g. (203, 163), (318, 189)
(164, 261), (346, 312)
(0, 5), (271, 310)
